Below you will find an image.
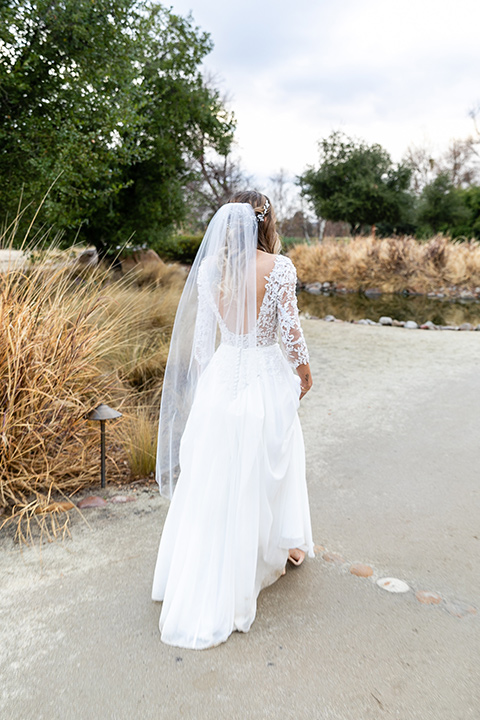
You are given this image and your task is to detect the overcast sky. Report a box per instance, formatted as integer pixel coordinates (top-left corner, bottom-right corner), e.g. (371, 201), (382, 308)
(169, 0), (480, 187)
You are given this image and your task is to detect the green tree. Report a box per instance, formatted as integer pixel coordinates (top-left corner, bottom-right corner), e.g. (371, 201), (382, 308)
(416, 173), (470, 238)
(299, 131), (414, 235)
(0, 0), (234, 254)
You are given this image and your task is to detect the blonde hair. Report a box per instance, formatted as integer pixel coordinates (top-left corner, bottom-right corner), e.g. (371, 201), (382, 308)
(228, 190), (282, 254)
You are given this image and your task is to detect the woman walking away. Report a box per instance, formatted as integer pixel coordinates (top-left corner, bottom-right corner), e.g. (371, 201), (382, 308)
(152, 190), (314, 649)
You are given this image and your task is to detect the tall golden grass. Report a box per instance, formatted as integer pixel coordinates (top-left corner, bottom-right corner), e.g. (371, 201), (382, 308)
(0, 247), (184, 542)
(289, 236), (480, 293)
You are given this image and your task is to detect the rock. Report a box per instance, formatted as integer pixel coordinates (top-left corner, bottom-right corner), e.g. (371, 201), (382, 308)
(458, 323), (473, 331)
(110, 495), (136, 504)
(121, 249), (165, 273)
(475, 325), (480, 331)
(404, 320), (418, 329)
(475, 287), (480, 294)
(75, 247), (99, 269)
(439, 325), (458, 331)
(459, 291), (475, 300)
(392, 319), (405, 327)
(322, 281), (331, 289)
(420, 321), (436, 330)
(415, 590), (442, 605)
(322, 551), (345, 565)
(34, 501), (75, 514)
(444, 601), (478, 618)
(358, 318), (377, 325)
(364, 288), (382, 297)
(77, 495), (108, 509)
(376, 577), (410, 593)
(349, 563), (373, 577)
(379, 316), (393, 326)
(305, 282), (322, 295)
(324, 314), (336, 322)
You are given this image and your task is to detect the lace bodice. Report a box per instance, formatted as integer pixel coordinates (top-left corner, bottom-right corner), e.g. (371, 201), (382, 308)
(194, 254), (309, 369)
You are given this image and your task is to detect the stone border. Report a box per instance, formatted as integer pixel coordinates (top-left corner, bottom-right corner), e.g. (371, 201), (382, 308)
(302, 313), (480, 331)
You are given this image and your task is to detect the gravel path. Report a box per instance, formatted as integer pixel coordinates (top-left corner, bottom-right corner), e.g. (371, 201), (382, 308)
(1, 320), (479, 720)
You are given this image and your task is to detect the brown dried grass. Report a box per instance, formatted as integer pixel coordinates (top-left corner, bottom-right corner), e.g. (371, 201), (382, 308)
(0, 247), (184, 542)
(289, 236), (480, 293)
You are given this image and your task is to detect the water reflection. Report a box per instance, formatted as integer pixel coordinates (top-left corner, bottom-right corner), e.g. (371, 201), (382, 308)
(298, 291), (480, 326)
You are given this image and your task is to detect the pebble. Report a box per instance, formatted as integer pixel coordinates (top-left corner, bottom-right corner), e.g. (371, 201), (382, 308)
(458, 323), (473, 331)
(77, 495), (108, 509)
(350, 563), (373, 577)
(379, 316), (393, 325)
(444, 601), (477, 618)
(34, 501), (75, 514)
(324, 314), (336, 322)
(420, 321), (436, 330)
(110, 495), (136, 504)
(415, 590), (442, 605)
(404, 320), (418, 329)
(392, 319), (405, 327)
(357, 318), (377, 325)
(376, 577), (410, 593)
(322, 551), (345, 565)
(305, 282), (322, 295)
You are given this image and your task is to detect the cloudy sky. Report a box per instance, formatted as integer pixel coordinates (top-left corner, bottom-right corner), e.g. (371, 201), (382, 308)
(169, 0), (480, 187)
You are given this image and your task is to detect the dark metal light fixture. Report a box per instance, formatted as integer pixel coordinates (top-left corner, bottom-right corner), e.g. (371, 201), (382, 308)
(87, 404), (122, 488)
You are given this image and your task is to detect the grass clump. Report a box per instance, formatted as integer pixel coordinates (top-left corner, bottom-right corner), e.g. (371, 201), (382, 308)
(289, 235), (480, 293)
(0, 242), (184, 542)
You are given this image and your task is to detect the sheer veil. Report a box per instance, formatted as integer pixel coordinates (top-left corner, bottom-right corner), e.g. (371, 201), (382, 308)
(156, 202), (259, 498)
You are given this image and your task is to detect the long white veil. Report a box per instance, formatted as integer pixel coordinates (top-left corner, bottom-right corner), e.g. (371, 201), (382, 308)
(156, 202), (259, 498)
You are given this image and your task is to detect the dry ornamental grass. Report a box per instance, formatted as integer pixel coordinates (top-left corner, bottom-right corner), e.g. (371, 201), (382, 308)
(289, 235), (480, 294)
(0, 247), (184, 542)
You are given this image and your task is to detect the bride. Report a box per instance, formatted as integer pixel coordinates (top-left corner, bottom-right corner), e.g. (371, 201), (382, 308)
(152, 190), (314, 649)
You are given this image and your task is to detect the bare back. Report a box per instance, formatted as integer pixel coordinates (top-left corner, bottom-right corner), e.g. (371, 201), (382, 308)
(256, 249), (277, 319)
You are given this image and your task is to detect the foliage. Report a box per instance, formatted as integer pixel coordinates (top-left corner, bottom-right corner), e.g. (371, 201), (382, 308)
(299, 131), (414, 234)
(416, 173), (470, 238)
(156, 234), (204, 263)
(289, 235), (480, 294)
(451, 186), (480, 240)
(0, 0), (234, 255)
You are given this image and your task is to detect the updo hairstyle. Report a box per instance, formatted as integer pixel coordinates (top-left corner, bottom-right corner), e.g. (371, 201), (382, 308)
(228, 190), (281, 254)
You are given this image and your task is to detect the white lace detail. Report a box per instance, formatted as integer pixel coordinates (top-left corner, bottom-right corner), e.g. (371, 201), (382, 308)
(194, 255), (309, 368)
(257, 255), (310, 368)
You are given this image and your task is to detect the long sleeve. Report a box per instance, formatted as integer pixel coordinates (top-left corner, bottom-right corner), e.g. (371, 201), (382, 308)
(276, 258), (310, 368)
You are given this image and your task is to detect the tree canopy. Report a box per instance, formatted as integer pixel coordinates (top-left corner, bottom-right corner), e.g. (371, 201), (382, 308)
(299, 131), (414, 235)
(0, 0), (235, 253)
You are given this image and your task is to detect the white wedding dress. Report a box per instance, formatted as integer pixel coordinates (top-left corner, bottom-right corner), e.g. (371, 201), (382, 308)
(152, 254), (314, 649)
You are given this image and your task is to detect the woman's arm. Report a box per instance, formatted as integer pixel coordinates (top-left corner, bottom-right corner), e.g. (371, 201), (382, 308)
(276, 259), (313, 397)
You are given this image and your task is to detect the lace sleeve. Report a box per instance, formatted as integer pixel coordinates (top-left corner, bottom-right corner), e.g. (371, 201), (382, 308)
(276, 258), (310, 368)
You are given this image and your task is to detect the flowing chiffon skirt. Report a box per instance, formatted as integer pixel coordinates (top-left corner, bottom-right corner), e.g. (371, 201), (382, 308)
(151, 341), (314, 649)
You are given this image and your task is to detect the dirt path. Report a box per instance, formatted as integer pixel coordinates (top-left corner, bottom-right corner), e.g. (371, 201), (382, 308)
(1, 320), (479, 720)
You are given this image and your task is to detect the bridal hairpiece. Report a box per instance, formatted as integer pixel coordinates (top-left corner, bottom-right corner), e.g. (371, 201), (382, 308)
(256, 199), (270, 223)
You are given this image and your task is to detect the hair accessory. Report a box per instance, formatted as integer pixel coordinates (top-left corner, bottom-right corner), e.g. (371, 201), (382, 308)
(256, 198), (270, 223)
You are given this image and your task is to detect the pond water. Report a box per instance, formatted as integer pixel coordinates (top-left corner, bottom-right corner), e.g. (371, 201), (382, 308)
(297, 291), (480, 327)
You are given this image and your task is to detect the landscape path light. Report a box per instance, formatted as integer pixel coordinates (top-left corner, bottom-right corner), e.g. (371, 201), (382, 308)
(86, 404), (122, 488)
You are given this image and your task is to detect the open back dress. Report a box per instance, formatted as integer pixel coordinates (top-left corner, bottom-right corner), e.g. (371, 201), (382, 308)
(151, 253), (314, 649)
